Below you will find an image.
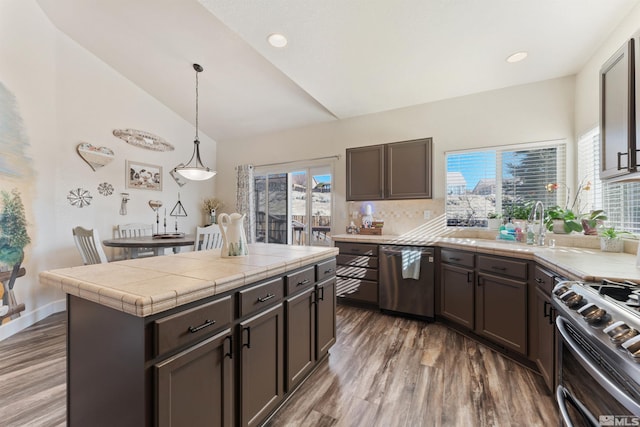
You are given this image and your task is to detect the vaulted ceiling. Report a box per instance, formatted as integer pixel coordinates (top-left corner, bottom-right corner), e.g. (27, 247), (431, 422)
(36, 0), (640, 142)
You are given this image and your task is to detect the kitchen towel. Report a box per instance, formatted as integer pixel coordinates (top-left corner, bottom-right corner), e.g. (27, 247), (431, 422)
(402, 249), (421, 280)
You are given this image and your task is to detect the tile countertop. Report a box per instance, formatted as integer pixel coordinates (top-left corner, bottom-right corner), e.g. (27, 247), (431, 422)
(39, 243), (338, 318)
(333, 234), (640, 283)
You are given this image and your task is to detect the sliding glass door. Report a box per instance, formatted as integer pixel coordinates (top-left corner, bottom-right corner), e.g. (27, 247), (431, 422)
(255, 165), (332, 246)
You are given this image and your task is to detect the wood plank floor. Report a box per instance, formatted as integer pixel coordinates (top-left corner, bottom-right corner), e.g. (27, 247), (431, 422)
(0, 306), (558, 427)
(267, 305), (559, 427)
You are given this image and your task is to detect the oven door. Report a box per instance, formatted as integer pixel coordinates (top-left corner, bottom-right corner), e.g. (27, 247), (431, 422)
(556, 316), (639, 427)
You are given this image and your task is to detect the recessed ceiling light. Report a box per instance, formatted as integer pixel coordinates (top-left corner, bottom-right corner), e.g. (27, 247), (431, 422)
(267, 33), (288, 48)
(506, 51), (528, 63)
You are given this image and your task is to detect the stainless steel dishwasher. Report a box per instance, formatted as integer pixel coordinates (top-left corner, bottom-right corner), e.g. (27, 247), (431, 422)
(379, 245), (435, 319)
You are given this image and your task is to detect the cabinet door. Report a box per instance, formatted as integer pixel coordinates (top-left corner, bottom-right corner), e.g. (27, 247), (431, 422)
(440, 263), (474, 329)
(316, 277), (337, 359)
(600, 38), (636, 180)
(476, 273), (527, 355)
(156, 328), (233, 427)
(535, 287), (555, 392)
(285, 287), (316, 392)
(386, 138), (432, 199)
(239, 304), (284, 427)
(346, 145), (385, 200)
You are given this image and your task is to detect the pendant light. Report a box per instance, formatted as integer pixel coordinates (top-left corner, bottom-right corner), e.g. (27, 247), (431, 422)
(173, 63), (216, 181)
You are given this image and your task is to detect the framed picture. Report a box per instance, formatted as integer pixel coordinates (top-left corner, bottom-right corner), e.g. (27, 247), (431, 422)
(126, 160), (162, 191)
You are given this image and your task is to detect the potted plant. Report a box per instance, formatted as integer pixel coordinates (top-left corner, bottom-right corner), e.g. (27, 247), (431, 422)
(599, 227), (634, 253)
(544, 206), (583, 234)
(202, 198), (223, 225)
(581, 209), (607, 235)
(487, 212), (503, 230)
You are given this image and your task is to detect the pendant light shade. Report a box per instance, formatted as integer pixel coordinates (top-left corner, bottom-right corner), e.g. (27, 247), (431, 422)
(173, 63), (216, 181)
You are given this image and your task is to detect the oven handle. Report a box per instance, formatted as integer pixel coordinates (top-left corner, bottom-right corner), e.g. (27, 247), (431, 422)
(555, 385), (599, 427)
(556, 316), (640, 415)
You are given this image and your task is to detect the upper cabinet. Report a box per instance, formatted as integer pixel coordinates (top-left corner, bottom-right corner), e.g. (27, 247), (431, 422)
(600, 37), (637, 181)
(346, 138), (432, 201)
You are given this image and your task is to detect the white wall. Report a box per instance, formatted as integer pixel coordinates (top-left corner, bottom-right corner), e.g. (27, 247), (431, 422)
(216, 76), (575, 235)
(0, 0), (218, 339)
(575, 2), (640, 137)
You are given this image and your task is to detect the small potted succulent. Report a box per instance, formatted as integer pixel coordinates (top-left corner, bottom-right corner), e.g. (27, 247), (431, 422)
(599, 227), (634, 253)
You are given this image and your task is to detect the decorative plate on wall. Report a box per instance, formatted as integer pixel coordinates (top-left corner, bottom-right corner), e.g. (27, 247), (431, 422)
(77, 143), (115, 171)
(113, 129), (174, 152)
(67, 188), (93, 208)
(98, 182), (114, 196)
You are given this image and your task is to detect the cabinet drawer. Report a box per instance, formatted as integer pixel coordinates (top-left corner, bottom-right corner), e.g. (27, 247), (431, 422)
(441, 249), (474, 268)
(336, 265), (378, 282)
(316, 258), (337, 282)
(336, 242), (378, 257)
(286, 266), (316, 294)
(154, 296), (232, 356)
(239, 277), (284, 317)
(533, 266), (555, 294)
(336, 278), (378, 304)
(337, 254), (378, 269)
(478, 255), (527, 280)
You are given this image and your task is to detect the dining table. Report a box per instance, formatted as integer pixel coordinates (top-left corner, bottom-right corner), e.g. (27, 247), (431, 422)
(102, 234), (196, 259)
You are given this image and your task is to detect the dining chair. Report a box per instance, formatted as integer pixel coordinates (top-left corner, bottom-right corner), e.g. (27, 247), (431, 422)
(195, 224), (223, 251)
(72, 226), (109, 265)
(117, 223), (155, 258)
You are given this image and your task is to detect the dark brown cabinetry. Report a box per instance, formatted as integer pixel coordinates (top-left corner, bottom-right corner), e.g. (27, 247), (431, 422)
(386, 138), (432, 199)
(65, 256), (337, 427)
(156, 328), (234, 427)
(346, 145), (385, 200)
(239, 303), (285, 427)
(439, 250), (528, 356)
(531, 265), (557, 392)
(600, 38), (637, 180)
(346, 138), (432, 200)
(439, 249), (475, 329)
(335, 242), (379, 306)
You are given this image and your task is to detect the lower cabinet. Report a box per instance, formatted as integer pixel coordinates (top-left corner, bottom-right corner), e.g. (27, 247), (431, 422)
(285, 277), (337, 392)
(239, 303), (285, 427)
(155, 328), (234, 427)
(535, 286), (556, 391)
(440, 263), (474, 329)
(476, 272), (527, 354)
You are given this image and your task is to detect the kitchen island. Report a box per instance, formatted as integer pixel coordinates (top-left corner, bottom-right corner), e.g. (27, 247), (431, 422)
(39, 243), (338, 427)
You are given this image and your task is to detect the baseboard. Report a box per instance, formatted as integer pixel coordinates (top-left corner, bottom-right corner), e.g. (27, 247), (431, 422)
(0, 298), (67, 341)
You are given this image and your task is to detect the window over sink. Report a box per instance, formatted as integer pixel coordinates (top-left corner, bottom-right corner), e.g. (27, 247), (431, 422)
(445, 140), (566, 227)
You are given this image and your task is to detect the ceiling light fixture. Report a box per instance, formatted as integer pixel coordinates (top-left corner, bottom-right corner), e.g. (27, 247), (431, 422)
(173, 63), (216, 181)
(267, 33), (288, 48)
(506, 51), (528, 63)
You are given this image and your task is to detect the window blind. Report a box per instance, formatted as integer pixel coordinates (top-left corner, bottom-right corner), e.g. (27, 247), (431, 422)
(577, 128), (640, 233)
(445, 141), (566, 226)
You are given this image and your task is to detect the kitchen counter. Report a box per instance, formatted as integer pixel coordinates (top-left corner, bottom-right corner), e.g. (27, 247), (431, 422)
(39, 243), (338, 317)
(333, 234), (640, 283)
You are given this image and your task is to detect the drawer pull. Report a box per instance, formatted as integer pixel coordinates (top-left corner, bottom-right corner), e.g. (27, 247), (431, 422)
(257, 294), (276, 303)
(491, 266), (507, 272)
(297, 279), (311, 286)
(450, 257), (461, 261)
(535, 277), (544, 284)
(224, 335), (233, 359)
(242, 327), (251, 349)
(188, 319), (216, 333)
(324, 268), (334, 274)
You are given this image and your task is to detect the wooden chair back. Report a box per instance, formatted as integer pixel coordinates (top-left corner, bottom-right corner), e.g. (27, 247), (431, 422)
(72, 226), (109, 265)
(117, 223), (154, 258)
(195, 224), (223, 251)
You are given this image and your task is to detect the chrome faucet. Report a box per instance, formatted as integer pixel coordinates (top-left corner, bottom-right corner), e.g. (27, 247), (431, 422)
(529, 201), (545, 246)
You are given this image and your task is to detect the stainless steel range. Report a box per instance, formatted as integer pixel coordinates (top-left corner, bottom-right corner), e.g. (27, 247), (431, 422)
(552, 279), (640, 426)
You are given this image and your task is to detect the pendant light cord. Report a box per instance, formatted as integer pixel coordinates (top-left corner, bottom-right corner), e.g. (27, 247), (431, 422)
(195, 66), (199, 142)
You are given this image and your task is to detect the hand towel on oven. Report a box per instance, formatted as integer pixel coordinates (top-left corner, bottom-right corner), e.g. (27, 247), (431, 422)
(401, 248), (421, 280)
